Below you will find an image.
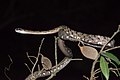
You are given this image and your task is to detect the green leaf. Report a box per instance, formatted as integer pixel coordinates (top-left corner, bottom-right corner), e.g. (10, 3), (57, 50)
(102, 52), (120, 65)
(100, 56), (110, 80)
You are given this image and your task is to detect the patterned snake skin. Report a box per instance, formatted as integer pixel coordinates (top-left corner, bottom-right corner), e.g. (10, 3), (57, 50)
(25, 39), (73, 80)
(15, 25), (115, 80)
(15, 25), (115, 48)
(58, 26), (114, 48)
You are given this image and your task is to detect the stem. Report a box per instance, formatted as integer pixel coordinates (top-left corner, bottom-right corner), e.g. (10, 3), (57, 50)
(103, 46), (120, 52)
(55, 37), (58, 72)
(100, 27), (119, 52)
(90, 55), (100, 80)
(31, 38), (45, 78)
(46, 37), (58, 80)
(90, 25), (120, 80)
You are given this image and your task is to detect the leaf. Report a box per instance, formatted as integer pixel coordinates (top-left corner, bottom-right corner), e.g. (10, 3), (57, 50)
(79, 46), (98, 60)
(102, 52), (120, 65)
(41, 54), (52, 70)
(100, 56), (110, 80)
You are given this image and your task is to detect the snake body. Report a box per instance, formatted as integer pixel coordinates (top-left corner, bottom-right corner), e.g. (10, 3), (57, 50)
(58, 26), (114, 48)
(15, 25), (115, 79)
(25, 39), (72, 80)
(15, 25), (114, 48)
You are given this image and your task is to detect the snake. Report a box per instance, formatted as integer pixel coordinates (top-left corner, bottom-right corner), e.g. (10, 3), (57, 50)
(15, 25), (115, 80)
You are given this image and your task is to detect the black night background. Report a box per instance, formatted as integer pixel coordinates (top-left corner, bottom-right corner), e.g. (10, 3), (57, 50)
(0, 0), (120, 80)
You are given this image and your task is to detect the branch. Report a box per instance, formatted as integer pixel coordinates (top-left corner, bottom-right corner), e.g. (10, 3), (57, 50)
(90, 25), (120, 80)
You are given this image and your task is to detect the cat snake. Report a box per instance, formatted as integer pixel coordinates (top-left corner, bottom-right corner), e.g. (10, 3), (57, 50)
(15, 25), (115, 80)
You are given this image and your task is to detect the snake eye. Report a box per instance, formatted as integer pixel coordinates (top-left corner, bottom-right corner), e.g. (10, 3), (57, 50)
(15, 28), (23, 32)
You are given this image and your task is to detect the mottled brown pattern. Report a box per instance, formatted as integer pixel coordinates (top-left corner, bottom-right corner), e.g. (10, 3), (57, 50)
(58, 25), (115, 48)
(15, 25), (115, 79)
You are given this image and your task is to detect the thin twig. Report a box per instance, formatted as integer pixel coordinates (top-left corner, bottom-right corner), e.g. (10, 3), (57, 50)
(38, 38), (45, 54)
(38, 64), (40, 71)
(4, 55), (13, 80)
(70, 58), (83, 61)
(101, 26), (120, 52)
(26, 52), (35, 65)
(55, 37), (58, 73)
(46, 37), (58, 80)
(103, 46), (120, 52)
(25, 38), (45, 79)
(24, 63), (32, 73)
(83, 75), (89, 80)
(31, 38), (45, 77)
(94, 68), (101, 74)
(90, 26), (120, 80)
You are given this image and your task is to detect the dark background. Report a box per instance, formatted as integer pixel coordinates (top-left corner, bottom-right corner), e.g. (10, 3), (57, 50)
(0, 0), (120, 80)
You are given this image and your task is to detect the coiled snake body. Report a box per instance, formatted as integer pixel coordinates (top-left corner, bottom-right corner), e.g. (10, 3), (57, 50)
(15, 25), (115, 80)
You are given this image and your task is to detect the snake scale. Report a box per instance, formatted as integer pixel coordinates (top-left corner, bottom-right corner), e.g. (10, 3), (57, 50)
(15, 25), (115, 80)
